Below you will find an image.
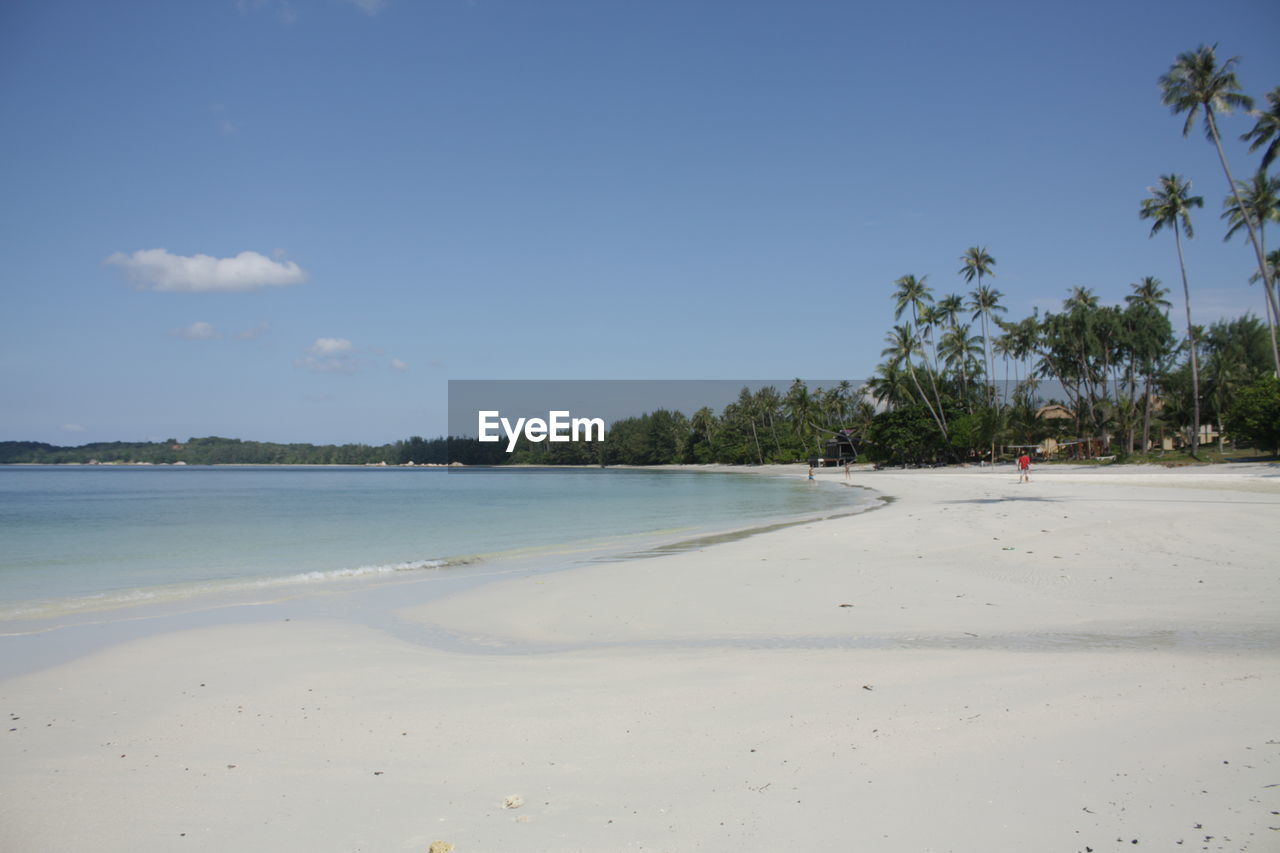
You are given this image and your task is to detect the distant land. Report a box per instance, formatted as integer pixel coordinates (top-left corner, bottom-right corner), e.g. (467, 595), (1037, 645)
(0, 436), (464, 467)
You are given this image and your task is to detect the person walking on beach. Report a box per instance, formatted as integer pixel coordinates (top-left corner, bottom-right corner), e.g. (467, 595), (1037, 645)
(1017, 452), (1031, 484)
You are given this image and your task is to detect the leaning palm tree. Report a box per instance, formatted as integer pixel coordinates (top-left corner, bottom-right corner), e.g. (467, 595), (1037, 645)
(1160, 46), (1273, 343)
(1140, 173), (1205, 456)
(881, 324), (948, 438)
(1242, 86), (1280, 171)
(892, 274), (946, 417)
(1222, 171), (1280, 372)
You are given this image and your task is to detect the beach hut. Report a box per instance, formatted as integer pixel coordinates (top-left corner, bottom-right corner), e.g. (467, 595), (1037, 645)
(813, 429), (859, 467)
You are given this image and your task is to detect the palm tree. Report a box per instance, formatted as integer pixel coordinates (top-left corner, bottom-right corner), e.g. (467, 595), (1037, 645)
(892, 274), (947, 419)
(959, 247), (996, 287)
(1125, 275), (1172, 312)
(866, 361), (914, 410)
(1065, 285), (1099, 311)
(1126, 278), (1175, 452)
(1242, 86), (1280, 171)
(959, 247), (998, 400)
(938, 323), (984, 392)
(1222, 171), (1280, 372)
(1140, 173), (1205, 455)
(1160, 45), (1272, 343)
(967, 283), (1007, 405)
(881, 324), (948, 438)
(937, 293), (965, 330)
(892, 274), (933, 325)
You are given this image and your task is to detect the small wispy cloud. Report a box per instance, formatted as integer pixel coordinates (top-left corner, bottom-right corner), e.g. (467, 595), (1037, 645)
(309, 337), (354, 356)
(62, 423), (86, 433)
(344, 0), (387, 14)
(173, 321), (220, 340)
(296, 337), (363, 373)
(105, 249), (307, 293)
(293, 338), (409, 373)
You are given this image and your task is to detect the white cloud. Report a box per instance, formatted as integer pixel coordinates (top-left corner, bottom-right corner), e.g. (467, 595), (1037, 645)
(309, 337), (354, 356)
(296, 337), (363, 373)
(390, 358), (409, 371)
(105, 249), (307, 292)
(174, 321), (219, 340)
(344, 0), (386, 14)
(62, 423), (86, 433)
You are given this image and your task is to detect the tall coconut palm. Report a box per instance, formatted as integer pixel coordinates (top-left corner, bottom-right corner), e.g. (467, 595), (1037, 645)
(892, 274), (933, 325)
(1140, 173), (1205, 455)
(959, 247), (998, 401)
(1222, 171), (1280, 372)
(1242, 86), (1280, 171)
(967, 283), (1007, 405)
(1126, 278), (1175, 453)
(939, 323), (984, 394)
(1160, 46), (1272, 343)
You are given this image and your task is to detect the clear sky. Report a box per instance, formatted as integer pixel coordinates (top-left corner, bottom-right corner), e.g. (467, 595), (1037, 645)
(2, 0), (1278, 445)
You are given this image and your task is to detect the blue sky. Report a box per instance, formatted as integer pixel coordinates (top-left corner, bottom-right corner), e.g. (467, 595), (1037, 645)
(2, 0), (1278, 445)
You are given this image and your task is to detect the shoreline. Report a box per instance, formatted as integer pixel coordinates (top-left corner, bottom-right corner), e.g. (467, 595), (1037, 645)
(0, 466), (871, 675)
(2, 463), (1278, 851)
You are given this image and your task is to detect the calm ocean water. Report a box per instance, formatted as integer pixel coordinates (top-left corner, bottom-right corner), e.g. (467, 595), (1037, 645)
(0, 466), (866, 620)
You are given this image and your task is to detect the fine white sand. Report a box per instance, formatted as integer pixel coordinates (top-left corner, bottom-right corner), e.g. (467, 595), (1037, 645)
(2, 463), (1278, 852)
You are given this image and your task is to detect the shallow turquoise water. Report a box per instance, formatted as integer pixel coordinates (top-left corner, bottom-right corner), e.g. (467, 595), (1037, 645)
(0, 466), (864, 618)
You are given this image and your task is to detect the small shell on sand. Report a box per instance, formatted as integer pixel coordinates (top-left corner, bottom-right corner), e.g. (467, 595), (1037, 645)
(502, 795), (524, 809)
(427, 842), (454, 853)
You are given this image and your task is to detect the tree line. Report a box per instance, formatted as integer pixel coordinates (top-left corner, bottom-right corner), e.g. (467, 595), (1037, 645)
(861, 44), (1280, 463)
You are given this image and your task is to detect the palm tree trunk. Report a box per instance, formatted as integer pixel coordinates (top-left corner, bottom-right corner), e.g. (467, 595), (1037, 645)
(1141, 374), (1154, 453)
(1257, 228), (1280, 376)
(912, 311), (949, 434)
(1174, 226), (1200, 457)
(905, 360), (949, 441)
(1207, 112), (1280, 374)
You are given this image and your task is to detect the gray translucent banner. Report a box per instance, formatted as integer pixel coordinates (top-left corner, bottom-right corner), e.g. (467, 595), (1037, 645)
(447, 379), (863, 440)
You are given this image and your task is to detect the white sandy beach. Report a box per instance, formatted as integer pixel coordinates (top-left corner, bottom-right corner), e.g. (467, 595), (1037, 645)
(2, 463), (1278, 852)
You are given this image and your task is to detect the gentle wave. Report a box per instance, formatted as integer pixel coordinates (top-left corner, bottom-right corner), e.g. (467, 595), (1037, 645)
(0, 557), (464, 622)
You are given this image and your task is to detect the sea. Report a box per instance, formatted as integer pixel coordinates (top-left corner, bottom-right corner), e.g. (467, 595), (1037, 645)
(0, 465), (871, 625)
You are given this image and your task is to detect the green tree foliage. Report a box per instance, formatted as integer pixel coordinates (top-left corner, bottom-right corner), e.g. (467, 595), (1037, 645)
(866, 405), (947, 467)
(1224, 376), (1280, 455)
